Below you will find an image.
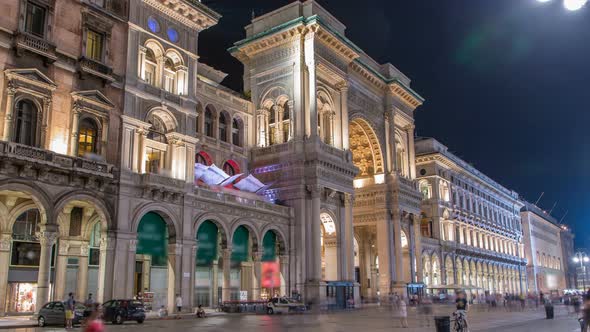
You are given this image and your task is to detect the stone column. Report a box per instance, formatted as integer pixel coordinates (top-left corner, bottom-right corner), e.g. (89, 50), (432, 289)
(99, 117), (108, 159)
(54, 240), (70, 301)
(343, 193), (354, 281)
(279, 255), (289, 297)
(377, 210), (395, 297)
(77, 243), (90, 302)
(167, 243), (181, 313)
(211, 261), (219, 307)
(222, 248), (231, 301)
(0, 233), (12, 315)
(36, 226), (58, 312)
(384, 112), (392, 173)
(406, 124), (416, 179)
(252, 251), (262, 300)
(328, 112), (335, 146)
(339, 83), (349, 150)
(413, 216), (423, 283)
(97, 235), (115, 303)
(126, 239), (137, 299)
(305, 30), (318, 139)
(277, 106), (284, 144)
(69, 107), (81, 156)
(309, 185), (322, 281)
(392, 211), (404, 285)
(137, 46), (147, 80)
(287, 100), (294, 141)
(137, 129), (147, 173)
(2, 85), (16, 141)
(41, 98), (51, 149)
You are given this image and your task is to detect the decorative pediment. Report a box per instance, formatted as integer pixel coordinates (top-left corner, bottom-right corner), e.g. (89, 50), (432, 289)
(71, 90), (115, 114)
(5, 68), (57, 91)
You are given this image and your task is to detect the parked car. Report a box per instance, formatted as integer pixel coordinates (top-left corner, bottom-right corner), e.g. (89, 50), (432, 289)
(101, 299), (146, 324)
(36, 301), (85, 327)
(266, 297), (306, 314)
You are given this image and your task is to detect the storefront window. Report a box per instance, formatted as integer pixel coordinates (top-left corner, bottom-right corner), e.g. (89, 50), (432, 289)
(6, 283), (37, 313)
(11, 209), (41, 266)
(89, 222), (101, 266)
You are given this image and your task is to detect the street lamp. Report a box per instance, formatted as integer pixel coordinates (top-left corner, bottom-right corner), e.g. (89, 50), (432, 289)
(573, 251), (589, 292)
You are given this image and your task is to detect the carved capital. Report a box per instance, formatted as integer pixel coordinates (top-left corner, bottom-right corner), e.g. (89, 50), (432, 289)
(0, 233), (11, 251)
(306, 184), (322, 198)
(128, 239), (137, 252)
(58, 241), (70, 255)
(39, 231), (59, 247)
(80, 243), (90, 256)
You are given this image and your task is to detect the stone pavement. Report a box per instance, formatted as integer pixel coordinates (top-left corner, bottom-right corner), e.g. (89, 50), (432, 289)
(0, 304), (582, 331)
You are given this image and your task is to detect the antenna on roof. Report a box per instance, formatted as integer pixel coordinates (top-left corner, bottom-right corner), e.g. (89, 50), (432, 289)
(548, 201), (558, 215)
(534, 192), (544, 206)
(559, 210), (569, 224)
(251, 9), (256, 20)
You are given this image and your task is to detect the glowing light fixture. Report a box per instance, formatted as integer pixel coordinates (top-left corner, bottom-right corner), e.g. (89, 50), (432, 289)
(584, 256), (590, 263)
(574, 257), (580, 263)
(564, 0), (588, 10)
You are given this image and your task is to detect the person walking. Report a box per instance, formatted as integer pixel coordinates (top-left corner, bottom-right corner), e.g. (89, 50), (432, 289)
(84, 305), (104, 332)
(176, 294), (183, 313)
(454, 291), (470, 332)
(398, 296), (408, 328)
(65, 292), (76, 330)
(582, 294), (590, 332)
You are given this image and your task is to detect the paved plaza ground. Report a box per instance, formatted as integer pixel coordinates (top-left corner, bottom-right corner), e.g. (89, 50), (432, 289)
(0, 304), (582, 332)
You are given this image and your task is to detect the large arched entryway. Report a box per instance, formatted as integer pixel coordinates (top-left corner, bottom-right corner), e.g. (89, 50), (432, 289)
(134, 212), (174, 311)
(194, 220), (225, 307)
(320, 212), (339, 281)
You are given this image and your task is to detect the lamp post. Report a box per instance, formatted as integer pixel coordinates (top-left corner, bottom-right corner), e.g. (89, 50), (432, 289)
(572, 251), (589, 292)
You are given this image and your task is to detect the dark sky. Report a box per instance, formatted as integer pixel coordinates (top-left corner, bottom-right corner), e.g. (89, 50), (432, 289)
(198, 0), (590, 248)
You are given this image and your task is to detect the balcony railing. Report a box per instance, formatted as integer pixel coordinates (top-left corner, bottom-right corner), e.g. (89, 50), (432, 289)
(14, 32), (57, 62)
(79, 57), (115, 81)
(0, 141), (113, 177)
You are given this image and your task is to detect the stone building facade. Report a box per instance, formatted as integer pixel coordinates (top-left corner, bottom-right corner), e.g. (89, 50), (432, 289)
(521, 202), (567, 294)
(415, 138), (527, 296)
(559, 226), (576, 289)
(0, 0), (428, 315)
(230, 0), (424, 302)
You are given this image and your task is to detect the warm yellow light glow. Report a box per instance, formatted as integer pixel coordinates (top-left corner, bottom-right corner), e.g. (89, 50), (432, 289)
(50, 137), (68, 155)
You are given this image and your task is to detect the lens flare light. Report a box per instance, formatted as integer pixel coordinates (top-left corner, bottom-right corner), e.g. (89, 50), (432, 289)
(564, 0), (588, 10)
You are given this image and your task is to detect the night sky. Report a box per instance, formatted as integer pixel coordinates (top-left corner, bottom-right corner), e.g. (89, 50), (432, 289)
(198, 0), (590, 248)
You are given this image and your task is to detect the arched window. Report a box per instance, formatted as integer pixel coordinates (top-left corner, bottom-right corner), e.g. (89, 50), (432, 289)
(163, 57), (176, 93)
(146, 113), (167, 143)
(419, 180), (431, 199)
(144, 48), (157, 86)
(232, 117), (242, 146)
(223, 161), (236, 176)
(11, 209), (42, 266)
(219, 112), (228, 142)
(205, 108), (214, 137)
(14, 99), (38, 146)
(78, 118), (98, 157)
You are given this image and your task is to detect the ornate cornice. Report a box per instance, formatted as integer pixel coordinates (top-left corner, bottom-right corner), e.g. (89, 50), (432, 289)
(143, 0), (220, 31)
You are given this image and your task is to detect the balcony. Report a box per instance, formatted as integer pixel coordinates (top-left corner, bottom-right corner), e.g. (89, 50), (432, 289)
(139, 81), (185, 106)
(14, 32), (57, 63)
(79, 57), (115, 82)
(0, 141), (114, 189)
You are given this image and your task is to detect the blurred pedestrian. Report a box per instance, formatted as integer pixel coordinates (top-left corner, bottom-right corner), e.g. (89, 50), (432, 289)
(176, 294), (183, 313)
(65, 292), (75, 330)
(398, 296), (408, 328)
(84, 305), (104, 332)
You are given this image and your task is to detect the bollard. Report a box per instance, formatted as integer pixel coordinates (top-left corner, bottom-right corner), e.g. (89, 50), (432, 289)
(434, 316), (451, 332)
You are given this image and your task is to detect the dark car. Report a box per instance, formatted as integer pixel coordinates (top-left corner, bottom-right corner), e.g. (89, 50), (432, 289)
(102, 299), (146, 324)
(36, 301), (85, 327)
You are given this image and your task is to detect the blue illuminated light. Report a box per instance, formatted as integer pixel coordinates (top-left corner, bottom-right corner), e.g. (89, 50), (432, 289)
(167, 27), (179, 43)
(147, 16), (160, 33)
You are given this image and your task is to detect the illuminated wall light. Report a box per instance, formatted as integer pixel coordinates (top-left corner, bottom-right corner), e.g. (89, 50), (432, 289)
(374, 173), (385, 184)
(50, 137), (68, 155)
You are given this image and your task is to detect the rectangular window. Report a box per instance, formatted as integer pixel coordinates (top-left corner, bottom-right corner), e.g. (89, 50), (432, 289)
(86, 29), (104, 61)
(89, 0), (105, 7)
(145, 62), (156, 85)
(164, 74), (175, 93)
(25, 2), (46, 37)
(11, 241), (41, 266)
